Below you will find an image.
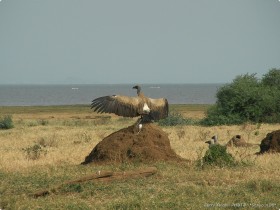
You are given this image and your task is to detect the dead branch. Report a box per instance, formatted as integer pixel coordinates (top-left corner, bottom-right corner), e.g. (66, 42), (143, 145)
(32, 167), (157, 198)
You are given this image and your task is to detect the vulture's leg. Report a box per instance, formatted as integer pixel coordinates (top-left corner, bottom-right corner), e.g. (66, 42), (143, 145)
(136, 123), (143, 135)
(135, 117), (143, 134)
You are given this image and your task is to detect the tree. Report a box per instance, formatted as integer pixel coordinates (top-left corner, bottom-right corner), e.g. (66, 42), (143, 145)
(202, 70), (280, 125)
(262, 68), (280, 88)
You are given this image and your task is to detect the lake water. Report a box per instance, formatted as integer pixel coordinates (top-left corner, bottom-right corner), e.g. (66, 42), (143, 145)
(0, 84), (223, 106)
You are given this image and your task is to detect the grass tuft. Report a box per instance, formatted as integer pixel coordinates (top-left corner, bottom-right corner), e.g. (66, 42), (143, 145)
(22, 143), (47, 160)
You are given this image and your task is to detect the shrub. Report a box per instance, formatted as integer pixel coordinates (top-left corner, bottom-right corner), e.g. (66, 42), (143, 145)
(200, 145), (236, 167)
(0, 115), (14, 129)
(203, 69), (280, 125)
(158, 111), (197, 126)
(22, 144), (47, 160)
(201, 106), (244, 126)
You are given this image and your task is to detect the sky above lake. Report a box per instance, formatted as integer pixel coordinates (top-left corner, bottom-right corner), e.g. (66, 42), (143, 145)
(0, 0), (280, 84)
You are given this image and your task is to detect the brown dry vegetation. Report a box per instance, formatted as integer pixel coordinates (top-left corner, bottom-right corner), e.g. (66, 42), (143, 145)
(0, 105), (280, 209)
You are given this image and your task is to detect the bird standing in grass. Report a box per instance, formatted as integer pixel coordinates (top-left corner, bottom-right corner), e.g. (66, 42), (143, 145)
(203, 135), (236, 167)
(205, 135), (218, 148)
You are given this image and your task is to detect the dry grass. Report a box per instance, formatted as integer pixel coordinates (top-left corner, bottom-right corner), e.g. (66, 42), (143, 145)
(0, 105), (280, 209)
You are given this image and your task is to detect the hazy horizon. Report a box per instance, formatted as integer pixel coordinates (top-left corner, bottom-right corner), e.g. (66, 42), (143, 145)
(0, 83), (222, 105)
(0, 82), (226, 85)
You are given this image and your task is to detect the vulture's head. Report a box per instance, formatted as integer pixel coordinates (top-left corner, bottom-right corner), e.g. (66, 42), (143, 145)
(133, 85), (142, 95)
(132, 85), (141, 90)
(205, 139), (214, 145)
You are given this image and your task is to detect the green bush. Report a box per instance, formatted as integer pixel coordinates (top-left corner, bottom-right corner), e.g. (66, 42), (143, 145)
(203, 69), (280, 125)
(201, 105), (244, 126)
(200, 145), (236, 167)
(0, 115), (14, 129)
(158, 111), (197, 126)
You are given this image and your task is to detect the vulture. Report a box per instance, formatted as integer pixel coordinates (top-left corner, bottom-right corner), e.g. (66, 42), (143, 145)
(91, 85), (169, 122)
(205, 135), (218, 148)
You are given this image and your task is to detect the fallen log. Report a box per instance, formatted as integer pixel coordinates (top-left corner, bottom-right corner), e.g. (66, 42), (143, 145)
(33, 171), (113, 198)
(99, 166), (157, 182)
(32, 167), (157, 198)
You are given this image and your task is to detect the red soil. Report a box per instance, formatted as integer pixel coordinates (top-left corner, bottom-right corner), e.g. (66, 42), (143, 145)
(82, 122), (182, 164)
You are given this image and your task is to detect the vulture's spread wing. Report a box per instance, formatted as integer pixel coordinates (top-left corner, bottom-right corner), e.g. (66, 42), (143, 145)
(91, 95), (141, 117)
(148, 98), (169, 120)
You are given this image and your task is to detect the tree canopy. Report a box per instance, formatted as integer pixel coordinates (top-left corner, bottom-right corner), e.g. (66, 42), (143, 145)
(202, 68), (280, 125)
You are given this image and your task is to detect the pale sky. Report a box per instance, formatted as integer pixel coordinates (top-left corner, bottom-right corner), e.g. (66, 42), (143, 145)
(0, 0), (280, 84)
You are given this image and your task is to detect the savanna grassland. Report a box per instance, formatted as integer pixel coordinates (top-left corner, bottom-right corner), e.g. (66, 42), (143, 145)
(0, 105), (280, 210)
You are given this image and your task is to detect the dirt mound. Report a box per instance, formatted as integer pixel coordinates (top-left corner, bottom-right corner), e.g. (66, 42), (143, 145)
(82, 122), (182, 164)
(258, 130), (280, 154)
(226, 135), (252, 147)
